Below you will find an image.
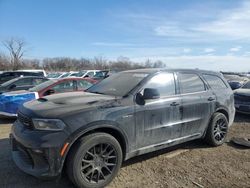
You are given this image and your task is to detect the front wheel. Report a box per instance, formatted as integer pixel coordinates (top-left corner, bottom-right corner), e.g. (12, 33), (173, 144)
(204, 112), (229, 146)
(67, 133), (123, 188)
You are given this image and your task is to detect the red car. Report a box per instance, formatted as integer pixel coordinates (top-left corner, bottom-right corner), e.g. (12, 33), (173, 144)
(0, 77), (97, 117)
(30, 77), (97, 97)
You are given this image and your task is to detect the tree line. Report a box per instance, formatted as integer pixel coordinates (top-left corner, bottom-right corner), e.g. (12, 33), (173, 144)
(0, 38), (166, 72)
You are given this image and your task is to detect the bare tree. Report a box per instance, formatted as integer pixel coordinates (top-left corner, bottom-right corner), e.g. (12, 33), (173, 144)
(2, 38), (27, 70)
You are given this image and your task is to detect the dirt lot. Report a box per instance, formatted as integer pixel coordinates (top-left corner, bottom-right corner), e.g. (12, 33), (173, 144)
(0, 114), (249, 188)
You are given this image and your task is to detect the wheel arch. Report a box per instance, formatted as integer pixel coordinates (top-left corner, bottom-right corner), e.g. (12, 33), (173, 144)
(60, 121), (129, 172)
(202, 107), (229, 138)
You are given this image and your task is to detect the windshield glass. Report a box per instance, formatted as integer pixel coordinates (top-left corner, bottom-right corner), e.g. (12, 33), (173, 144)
(242, 81), (250, 89)
(60, 73), (71, 78)
(87, 72), (148, 96)
(71, 71), (87, 77)
(47, 73), (62, 78)
(29, 79), (57, 92)
(1, 78), (18, 86)
(94, 71), (108, 78)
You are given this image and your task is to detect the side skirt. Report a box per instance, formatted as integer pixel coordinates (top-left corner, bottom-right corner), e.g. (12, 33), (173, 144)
(125, 133), (201, 160)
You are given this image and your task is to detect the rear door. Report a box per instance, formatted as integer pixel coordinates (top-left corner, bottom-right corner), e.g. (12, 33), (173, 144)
(135, 72), (183, 147)
(177, 72), (214, 137)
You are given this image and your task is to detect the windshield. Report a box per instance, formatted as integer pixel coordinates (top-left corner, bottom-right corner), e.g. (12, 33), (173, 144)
(0, 78), (19, 87)
(29, 79), (57, 92)
(60, 73), (71, 78)
(242, 81), (250, 89)
(94, 71), (108, 78)
(71, 71), (87, 77)
(87, 72), (148, 96)
(47, 73), (62, 78)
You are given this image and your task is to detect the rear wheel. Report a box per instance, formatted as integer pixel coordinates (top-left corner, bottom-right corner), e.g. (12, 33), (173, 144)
(67, 133), (123, 188)
(204, 112), (229, 146)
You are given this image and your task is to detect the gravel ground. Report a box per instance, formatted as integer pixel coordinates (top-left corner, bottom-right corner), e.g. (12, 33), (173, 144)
(0, 113), (249, 188)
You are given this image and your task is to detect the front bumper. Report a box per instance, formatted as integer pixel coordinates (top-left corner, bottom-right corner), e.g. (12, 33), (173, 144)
(10, 120), (69, 179)
(235, 103), (250, 114)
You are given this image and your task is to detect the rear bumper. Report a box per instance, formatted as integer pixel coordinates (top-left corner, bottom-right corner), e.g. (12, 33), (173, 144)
(10, 120), (69, 179)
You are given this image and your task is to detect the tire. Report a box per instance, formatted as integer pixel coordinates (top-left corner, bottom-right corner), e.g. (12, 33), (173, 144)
(67, 133), (123, 188)
(204, 112), (229, 146)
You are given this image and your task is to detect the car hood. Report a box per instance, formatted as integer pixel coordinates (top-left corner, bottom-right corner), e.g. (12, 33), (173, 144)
(21, 91), (119, 118)
(234, 89), (250, 96)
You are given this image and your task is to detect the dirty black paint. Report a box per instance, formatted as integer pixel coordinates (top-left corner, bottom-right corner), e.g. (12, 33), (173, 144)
(10, 68), (235, 179)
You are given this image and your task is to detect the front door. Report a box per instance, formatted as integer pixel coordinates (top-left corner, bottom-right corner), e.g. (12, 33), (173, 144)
(135, 72), (182, 148)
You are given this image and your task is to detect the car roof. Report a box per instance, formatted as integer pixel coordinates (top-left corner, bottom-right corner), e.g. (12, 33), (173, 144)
(54, 77), (96, 82)
(123, 68), (221, 76)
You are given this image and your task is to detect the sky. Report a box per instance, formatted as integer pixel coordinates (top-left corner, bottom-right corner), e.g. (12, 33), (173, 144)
(0, 0), (250, 71)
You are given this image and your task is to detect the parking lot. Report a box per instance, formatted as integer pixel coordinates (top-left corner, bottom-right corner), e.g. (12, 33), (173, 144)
(0, 113), (249, 188)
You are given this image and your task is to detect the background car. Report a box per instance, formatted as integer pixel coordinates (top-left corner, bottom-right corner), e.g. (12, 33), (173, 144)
(0, 70), (46, 84)
(0, 76), (48, 94)
(234, 81), (250, 114)
(70, 70), (99, 78)
(0, 77), (96, 117)
(228, 81), (242, 90)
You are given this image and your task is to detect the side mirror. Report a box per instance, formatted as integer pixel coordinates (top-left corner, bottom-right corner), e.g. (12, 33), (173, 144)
(143, 88), (160, 100)
(135, 93), (145, 105)
(9, 84), (16, 90)
(45, 89), (55, 95)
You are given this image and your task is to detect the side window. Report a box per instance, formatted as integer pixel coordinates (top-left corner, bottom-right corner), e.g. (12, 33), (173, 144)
(52, 80), (74, 93)
(87, 72), (94, 77)
(14, 78), (32, 86)
(32, 78), (46, 85)
(142, 73), (176, 97)
(178, 73), (205, 94)
(203, 74), (227, 89)
(77, 80), (93, 90)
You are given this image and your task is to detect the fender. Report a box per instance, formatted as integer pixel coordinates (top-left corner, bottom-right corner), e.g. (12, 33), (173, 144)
(58, 120), (129, 172)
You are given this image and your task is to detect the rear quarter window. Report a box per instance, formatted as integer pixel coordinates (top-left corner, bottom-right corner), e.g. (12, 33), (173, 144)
(203, 74), (228, 89)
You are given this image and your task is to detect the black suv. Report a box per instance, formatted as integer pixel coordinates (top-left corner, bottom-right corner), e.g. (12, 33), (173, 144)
(10, 69), (235, 188)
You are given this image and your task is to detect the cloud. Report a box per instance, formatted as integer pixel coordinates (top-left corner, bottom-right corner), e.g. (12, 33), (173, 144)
(183, 48), (191, 53)
(204, 48), (215, 53)
(153, 1), (250, 41)
(130, 55), (250, 72)
(229, 46), (242, 52)
(195, 1), (250, 40)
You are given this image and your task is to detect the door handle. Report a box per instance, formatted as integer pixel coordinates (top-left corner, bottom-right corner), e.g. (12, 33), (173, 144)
(170, 102), (180, 106)
(208, 97), (215, 101)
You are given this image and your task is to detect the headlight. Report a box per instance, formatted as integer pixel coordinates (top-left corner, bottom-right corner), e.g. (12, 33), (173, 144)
(32, 119), (65, 131)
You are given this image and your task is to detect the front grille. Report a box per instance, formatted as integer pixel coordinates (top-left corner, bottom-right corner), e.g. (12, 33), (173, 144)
(234, 94), (250, 103)
(17, 112), (33, 130)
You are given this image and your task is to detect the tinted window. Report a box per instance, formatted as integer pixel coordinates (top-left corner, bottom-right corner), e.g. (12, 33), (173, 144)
(179, 73), (205, 94)
(142, 73), (175, 97)
(32, 78), (47, 85)
(203, 74), (228, 89)
(14, 78), (32, 86)
(86, 72), (94, 77)
(52, 80), (74, 92)
(77, 80), (93, 90)
(242, 81), (250, 89)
